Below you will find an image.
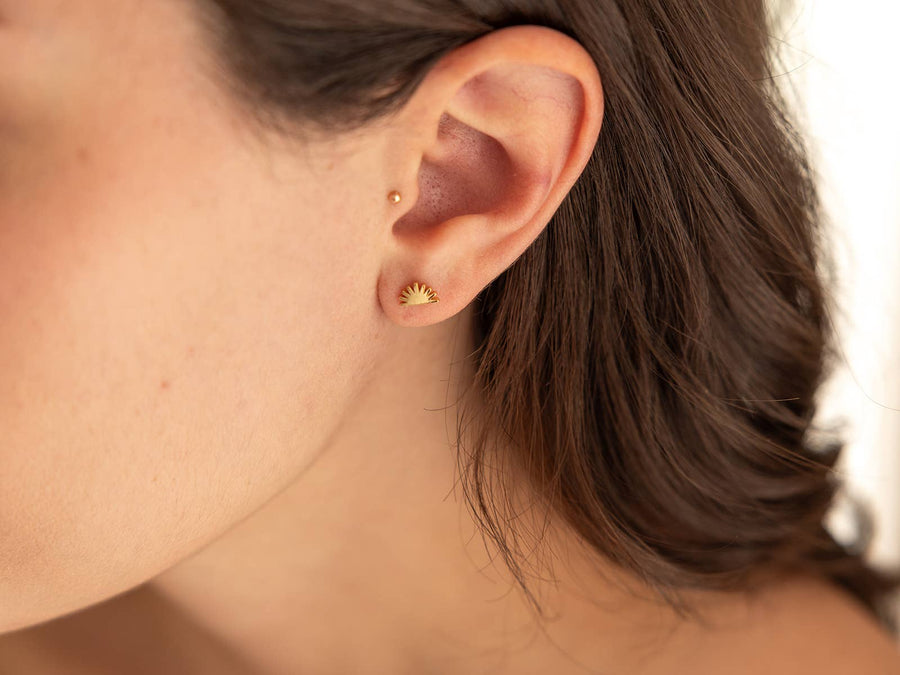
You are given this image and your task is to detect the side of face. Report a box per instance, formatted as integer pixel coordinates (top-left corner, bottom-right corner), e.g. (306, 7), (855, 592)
(0, 0), (388, 630)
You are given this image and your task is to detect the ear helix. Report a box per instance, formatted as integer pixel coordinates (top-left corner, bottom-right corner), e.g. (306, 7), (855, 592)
(389, 190), (440, 306)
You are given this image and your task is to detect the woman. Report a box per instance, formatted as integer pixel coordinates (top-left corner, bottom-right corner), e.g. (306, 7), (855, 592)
(0, 0), (898, 672)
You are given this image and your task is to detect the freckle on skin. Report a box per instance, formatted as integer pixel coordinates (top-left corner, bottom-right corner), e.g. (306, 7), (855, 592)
(160, 380), (170, 390)
(76, 146), (89, 162)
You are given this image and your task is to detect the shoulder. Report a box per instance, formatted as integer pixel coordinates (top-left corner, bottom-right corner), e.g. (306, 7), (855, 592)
(651, 575), (900, 675)
(741, 575), (900, 673)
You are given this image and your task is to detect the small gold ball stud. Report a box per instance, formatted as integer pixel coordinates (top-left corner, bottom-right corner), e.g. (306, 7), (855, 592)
(387, 190), (402, 204)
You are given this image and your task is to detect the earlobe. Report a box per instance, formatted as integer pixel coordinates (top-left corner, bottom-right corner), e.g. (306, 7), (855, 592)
(378, 25), (603, 327)
(385, 191), (442, 310)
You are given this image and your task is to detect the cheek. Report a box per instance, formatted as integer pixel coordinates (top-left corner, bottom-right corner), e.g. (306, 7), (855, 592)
(0, 96), (376, 631)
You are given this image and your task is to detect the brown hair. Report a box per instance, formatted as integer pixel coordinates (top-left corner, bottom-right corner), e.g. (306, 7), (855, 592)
(193, 0), (900, 631)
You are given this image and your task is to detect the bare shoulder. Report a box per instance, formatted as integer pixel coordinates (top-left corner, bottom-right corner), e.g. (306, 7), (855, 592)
(746, 575), (900, 673)
(651, 575), (900, 675)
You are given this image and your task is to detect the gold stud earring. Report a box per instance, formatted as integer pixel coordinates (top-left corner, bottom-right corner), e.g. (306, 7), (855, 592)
(399, 282), (439, 305)
(387, 190), (402, 204)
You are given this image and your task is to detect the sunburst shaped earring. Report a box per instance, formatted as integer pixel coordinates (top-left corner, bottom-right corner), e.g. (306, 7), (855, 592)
(399, 282), (439, 306)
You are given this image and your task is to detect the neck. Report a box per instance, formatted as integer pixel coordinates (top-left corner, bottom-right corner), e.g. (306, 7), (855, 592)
(145, 305), (690, 674)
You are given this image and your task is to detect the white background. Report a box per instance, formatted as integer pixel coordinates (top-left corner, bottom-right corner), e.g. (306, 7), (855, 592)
(776, 0), (900, 623)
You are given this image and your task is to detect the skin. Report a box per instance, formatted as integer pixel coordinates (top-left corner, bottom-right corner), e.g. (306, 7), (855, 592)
(0, 0), (898, 672)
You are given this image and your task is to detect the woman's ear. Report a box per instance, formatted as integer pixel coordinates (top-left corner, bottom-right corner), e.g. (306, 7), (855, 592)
(377, 24), (604, 327)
